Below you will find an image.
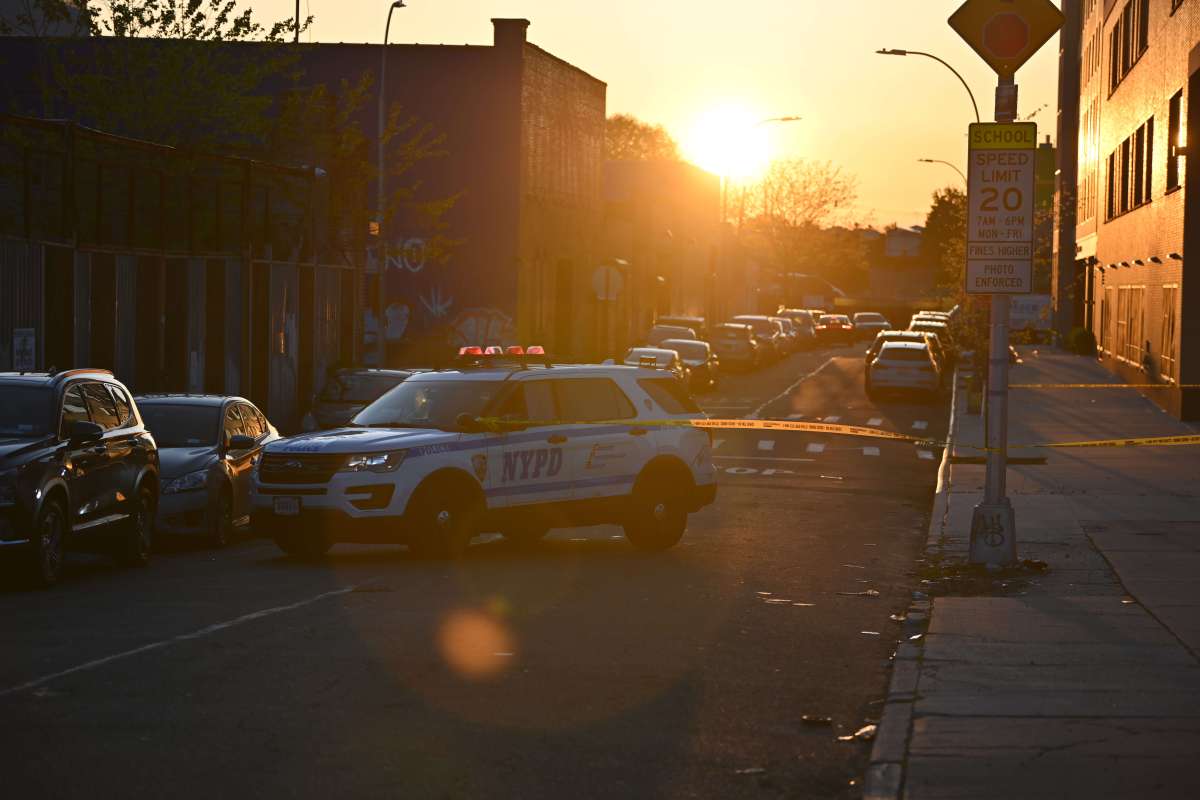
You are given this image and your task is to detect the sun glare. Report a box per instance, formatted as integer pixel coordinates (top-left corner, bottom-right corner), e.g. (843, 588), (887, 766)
(682, 105), (773, 179)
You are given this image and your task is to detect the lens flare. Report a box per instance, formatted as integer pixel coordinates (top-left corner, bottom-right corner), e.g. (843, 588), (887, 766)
(437, 608), (515, 681)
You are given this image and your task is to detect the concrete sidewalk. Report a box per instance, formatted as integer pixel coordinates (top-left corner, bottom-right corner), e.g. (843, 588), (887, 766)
(866, 348), (1200, 799)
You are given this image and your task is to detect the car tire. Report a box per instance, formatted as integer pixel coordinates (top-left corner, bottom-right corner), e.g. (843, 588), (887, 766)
(500, 526), (549, 548)
(623, 469), (688, 552)
(408, 480), (479, 560)
(274, 530), (331, 560)
(29, 496), (67, 588)
(115, 485), (155, 567)
(209, 485), (234, 549)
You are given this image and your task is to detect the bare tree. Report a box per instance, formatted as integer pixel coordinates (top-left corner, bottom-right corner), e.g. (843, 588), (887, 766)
(605, 113), (680, 161)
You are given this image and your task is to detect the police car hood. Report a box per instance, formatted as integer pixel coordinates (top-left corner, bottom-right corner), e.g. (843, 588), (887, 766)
(268, 427), (457, 455)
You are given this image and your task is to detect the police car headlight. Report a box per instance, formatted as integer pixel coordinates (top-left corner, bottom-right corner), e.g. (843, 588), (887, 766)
(341, 451), (406, 473)
(162, 469), (208, 495)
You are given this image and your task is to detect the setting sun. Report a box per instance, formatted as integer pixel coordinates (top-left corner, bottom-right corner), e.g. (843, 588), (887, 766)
(682, 105), (774, 179)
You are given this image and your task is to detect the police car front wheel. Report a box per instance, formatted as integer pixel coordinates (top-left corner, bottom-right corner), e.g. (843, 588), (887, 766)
(407, 479), (481, 560)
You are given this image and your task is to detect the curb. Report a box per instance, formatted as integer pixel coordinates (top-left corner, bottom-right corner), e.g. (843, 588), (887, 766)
(862, 367), (960, 800)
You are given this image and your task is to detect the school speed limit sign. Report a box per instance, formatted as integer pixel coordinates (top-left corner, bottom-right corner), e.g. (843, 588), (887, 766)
(965, 122), (1036, 294)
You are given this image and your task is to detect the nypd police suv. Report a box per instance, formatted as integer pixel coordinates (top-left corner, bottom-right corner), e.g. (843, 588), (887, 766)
(251, 347), (717, 558)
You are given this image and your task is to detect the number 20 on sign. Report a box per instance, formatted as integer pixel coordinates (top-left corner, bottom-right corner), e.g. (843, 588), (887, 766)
(965, 122), (1036, 295)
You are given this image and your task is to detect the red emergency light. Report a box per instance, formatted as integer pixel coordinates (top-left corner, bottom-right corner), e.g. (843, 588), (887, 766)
(484, 346), (504, 356)
(506, 346), (525, 355)
(526, 345), (546, 355)
(458, 346), (483, 356)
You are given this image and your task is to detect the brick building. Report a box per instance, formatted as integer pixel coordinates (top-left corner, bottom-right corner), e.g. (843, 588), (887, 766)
(1056, 0), (1199, 418)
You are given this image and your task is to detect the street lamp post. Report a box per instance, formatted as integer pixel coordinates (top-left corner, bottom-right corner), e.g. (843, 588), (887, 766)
(876, 48), (981, 124)
(375, 0), (406, 365)
(918, 158), (968, 187)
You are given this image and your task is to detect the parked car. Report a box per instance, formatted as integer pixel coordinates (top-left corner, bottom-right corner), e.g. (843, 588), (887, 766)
(623, 347), (690, 384)
(660, 338), (720, 392)
(770, 316), (799, 354)
(710, 323), (761, 370)
(137, 395), (280, 547)
(646, 324), (699, 347)
(778, 309), (817, 346)
(303, 368), (414, 431)
(731, 315), (783, 361)
(654, 315), (708, 341)
(852, 312), (892, 340)
(866, 330), (948, 387)
(815, 314), (855, 344)
(909, 318), (951, 341)
(0, 369), (159, 587)
(867, 341), (941, 399)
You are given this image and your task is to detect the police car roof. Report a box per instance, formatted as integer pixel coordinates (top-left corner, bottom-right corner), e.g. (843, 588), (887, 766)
(408, 363), (638, 382)
(135, 393), (245, 406)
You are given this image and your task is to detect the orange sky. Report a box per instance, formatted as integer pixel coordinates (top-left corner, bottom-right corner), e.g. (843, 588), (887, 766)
(267, 0), (1061, 228)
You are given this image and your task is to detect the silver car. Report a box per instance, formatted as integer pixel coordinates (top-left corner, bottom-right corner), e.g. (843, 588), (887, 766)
(137, 395), (279, 547)
(866, 342), (941, 399)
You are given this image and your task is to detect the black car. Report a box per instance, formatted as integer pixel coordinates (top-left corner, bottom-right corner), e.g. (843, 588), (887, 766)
(137, 395), (279, 547)
(0, 369), (159, 586)
(301, 368), (414, 431)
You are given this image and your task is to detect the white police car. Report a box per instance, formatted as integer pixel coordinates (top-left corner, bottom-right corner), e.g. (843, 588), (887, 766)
(251, 347), (717, 559)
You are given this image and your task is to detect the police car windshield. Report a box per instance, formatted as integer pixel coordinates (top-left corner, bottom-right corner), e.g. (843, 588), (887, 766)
(139, 404), (221, 447)
(0, 385), (52, 437)
(319, 373), (407, 403)
(352, 380), (505, 429)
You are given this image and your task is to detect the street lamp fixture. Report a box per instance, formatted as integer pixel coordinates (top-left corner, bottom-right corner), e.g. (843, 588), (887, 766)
(876, 48), (981, 124)
(917, 158), (968, 187)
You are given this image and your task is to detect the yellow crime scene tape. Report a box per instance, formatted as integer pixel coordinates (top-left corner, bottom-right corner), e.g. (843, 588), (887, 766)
(476, 416), (1200, 452)
(1011, 383), (1200, 389)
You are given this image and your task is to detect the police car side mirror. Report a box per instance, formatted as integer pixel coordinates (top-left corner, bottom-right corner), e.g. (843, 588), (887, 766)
(67, 420), (103, 445)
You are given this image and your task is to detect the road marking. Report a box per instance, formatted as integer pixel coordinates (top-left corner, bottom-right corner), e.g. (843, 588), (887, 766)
(757, 439), (776, 452)
(867, 417), (884, 427)
(823, 415), (842, 423)
(863, 447), (880, 457)
(918, 450), (935, 460)
(714, 456), (816, 463)
(750, 357), (837, 418)
(912, 420), (929, 431)
(806, 443), (826, 454)
(0, 584), (360, 698)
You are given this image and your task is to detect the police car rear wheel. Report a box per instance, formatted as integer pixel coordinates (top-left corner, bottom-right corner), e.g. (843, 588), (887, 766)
(624, 475), (687, 552)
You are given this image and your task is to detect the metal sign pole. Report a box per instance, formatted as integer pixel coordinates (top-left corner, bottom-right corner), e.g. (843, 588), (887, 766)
(970, 75), (1019, 565)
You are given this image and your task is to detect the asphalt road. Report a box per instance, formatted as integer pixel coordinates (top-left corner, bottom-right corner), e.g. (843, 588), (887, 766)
(0, 344), (949, 800)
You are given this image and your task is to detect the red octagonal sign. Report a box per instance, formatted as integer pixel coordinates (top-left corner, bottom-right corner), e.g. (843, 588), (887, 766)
(984, 13), (1030, 59)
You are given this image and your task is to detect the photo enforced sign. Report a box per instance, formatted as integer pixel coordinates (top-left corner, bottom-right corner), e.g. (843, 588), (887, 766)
(965, 122), (1036, 295)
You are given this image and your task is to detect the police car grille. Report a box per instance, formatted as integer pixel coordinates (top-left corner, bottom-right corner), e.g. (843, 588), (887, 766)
(259, 453), (345, 484)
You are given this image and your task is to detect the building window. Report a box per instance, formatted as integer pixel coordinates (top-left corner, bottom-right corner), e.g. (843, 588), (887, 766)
(1106, 118), (1154, 219)
(1160, 285), (1179, 381)
(1168, 90), (1184, 191)
(1109, 0), (1150, 93)
(1115, 285), (1145, 364)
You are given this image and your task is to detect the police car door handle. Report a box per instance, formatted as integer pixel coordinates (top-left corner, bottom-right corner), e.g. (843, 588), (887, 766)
(546, 434), (568, 445)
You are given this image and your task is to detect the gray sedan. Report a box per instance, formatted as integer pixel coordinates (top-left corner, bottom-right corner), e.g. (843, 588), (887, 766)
(137, 395), (279, 547)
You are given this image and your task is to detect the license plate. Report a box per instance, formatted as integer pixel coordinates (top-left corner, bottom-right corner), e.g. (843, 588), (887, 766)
(273, 496), (301, 516)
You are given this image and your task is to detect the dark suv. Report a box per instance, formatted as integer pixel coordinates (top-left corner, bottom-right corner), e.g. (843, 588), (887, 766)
(0, 369), (159, 586)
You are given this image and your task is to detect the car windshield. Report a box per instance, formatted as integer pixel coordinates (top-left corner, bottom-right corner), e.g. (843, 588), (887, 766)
(879, 347), (932, 362)
(139, 404), (221, 447)
(660, 340), (708, 360)
(352, 379), (505, 429)
(733, 318), (774, 337)
(0, 385), (52, 437)
(855, 313), (886, 323)
(319, 373), (408, 403)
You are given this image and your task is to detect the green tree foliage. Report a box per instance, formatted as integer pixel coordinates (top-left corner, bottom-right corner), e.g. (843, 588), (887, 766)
(921, 186), (967, 295)
(605, 113), (680, 161)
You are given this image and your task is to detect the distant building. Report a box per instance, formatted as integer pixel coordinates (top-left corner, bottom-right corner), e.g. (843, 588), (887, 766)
(1055, 0), (1199, 418)
(603, 159), (721, 351)
(869, 227), (937, 300)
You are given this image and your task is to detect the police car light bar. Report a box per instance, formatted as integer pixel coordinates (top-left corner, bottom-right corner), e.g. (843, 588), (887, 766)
(526, 345), (545, 355)
(459, 346), (484, 356)
(484, 346), (504, 356)
(506, 346), (525, 355)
